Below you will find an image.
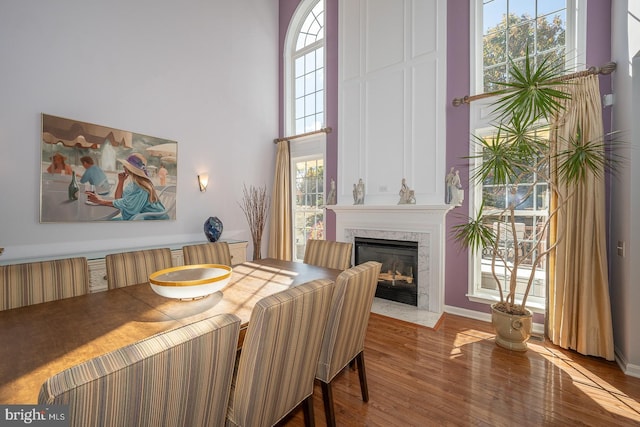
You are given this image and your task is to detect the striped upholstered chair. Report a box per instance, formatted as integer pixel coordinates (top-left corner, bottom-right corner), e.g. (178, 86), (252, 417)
(39, 313), (241, 427)
(226, 279), (335, 427)
(315, 261), (382, 426)
(303, 239), (353, 270)
(182, 242), (232, 266)
(105, 248), (172, 289)
(0, 257), (89, 311)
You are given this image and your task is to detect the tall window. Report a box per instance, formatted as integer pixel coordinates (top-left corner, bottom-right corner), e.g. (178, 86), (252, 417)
(469, 0), (582, 310)
(292, 0), (325, 135)
(292, 154), (324, 260)
(286, 0), (326, 261)
(480, 0), (571, 92)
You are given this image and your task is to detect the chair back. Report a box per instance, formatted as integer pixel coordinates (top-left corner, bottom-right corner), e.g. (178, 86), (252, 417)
(0, 257), (89, 311)
(316, 261), (382, 382)
(227, 279), (335, 427)
(183, 242), (232, 266)
(38, 313), (241, 427)
(105, 248), (172, 289)
(303, 239), (353, 270)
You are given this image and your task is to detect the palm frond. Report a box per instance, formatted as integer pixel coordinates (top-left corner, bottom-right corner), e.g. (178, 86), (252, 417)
(451, 203), (496, 253)
(555, 126), (626, 184)
(490, 47), (571, 123)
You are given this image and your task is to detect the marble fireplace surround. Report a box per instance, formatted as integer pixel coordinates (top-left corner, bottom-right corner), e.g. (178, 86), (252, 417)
(329, 205), (452, 328)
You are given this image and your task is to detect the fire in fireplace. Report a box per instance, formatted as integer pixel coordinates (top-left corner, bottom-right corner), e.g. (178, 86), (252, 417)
(354, 237), (418, 306)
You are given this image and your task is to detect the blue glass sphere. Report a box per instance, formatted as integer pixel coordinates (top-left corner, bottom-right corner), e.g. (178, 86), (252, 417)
(204, 216), (223, 242)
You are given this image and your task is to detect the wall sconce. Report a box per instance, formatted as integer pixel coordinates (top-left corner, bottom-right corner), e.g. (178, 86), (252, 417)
(198, 173), (209, 192)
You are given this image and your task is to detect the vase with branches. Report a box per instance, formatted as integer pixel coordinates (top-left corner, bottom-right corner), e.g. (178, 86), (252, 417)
(239, 184), (269, 260)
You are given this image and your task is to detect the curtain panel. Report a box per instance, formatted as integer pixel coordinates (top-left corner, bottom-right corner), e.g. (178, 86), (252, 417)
(267, 140), (292, 260)
(548, 74), (615, 360)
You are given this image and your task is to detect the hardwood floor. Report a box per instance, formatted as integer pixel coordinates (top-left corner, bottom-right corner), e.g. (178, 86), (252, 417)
(281, 313), (640, 426)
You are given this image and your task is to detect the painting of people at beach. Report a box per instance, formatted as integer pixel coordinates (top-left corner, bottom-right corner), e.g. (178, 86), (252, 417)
(40, 114), (177, 223)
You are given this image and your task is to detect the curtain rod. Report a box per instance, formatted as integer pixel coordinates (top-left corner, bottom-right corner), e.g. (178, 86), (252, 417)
(451, 61), (617, 107)
(273, 127), (332, 144)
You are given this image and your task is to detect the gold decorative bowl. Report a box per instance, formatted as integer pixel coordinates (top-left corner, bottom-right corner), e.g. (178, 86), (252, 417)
(148, 264), (232, 300)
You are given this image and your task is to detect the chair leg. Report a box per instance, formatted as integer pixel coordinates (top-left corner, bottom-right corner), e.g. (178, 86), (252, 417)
(355, 351), (369, 402)
(302, 394), (315, 427)
(321, 380), (337, 427)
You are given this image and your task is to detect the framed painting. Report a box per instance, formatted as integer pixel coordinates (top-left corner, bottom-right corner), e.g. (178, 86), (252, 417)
(40, 114), (177, 223)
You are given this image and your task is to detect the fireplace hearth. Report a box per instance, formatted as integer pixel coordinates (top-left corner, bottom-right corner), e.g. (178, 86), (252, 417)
(355, 237), (418, 306)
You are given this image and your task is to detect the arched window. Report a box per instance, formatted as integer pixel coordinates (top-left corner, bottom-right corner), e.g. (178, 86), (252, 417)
(285, 0), (326, 261)
(286, 0), (325, 135)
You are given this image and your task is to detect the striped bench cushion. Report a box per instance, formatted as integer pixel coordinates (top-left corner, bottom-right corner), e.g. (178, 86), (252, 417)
(39, 313), (241, 427)
(0, 257), (89, 311)
(105, 248), (172, 289)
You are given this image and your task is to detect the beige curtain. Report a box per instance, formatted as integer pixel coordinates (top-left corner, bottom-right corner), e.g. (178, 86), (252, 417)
(267, 140), (292, 260)
(548, 74), (614, 360)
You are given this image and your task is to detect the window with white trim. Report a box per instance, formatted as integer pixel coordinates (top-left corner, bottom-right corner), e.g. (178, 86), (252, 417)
(468, 0), (584, 311)
(291, 0), (325, 135)
(286, 0), (326, 261)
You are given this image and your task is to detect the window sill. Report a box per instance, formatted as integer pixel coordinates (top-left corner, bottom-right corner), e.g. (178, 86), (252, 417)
(466, 293), (545, 314)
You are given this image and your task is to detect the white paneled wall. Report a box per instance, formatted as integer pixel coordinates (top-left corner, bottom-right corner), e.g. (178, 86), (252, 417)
(338, 0), (447, 205)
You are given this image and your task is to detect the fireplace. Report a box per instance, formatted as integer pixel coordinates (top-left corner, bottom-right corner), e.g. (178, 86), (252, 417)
(355, 237), (418, 306)
(329, 204), (452, 319)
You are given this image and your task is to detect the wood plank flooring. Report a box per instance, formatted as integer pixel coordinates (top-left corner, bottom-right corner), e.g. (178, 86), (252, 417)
(281, 313), (640, 426)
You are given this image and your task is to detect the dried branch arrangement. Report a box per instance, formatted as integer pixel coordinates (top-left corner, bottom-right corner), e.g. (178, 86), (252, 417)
(238, 184), (269, 260)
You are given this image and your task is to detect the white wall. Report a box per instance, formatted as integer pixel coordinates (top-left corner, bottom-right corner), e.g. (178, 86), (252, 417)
(337, 0), (447, 206)
(0, 0), (279, 262)
(610, 0), (640, 376)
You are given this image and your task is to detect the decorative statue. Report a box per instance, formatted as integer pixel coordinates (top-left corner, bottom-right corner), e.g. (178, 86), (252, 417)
(327, 178), (337, 205)
(353, 178), (365, 205)
(449, 169), (464, 206)
(445, 167), (455, 204)
(398, 178), (416, 204)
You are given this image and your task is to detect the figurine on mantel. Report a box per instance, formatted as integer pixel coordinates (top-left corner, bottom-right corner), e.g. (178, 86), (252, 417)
(352, 178), (365, 205)
(398, 178), (416, 204)
(327, 178), (337, 205)
(446, 167), (464, 206)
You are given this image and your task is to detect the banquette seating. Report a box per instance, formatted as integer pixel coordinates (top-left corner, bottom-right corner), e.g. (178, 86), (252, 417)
(182, 241), (232, 266)
(315, 261), (382, 426)
(0, 257), (89, 311)
(38, 313), (241, 427)
(104, 248), (173, 289)
(303, 239), (353, 270)
(226, 279), (335, 427)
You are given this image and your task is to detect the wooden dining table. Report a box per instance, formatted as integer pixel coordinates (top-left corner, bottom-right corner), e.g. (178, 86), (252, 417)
(0, 258), (341, 404)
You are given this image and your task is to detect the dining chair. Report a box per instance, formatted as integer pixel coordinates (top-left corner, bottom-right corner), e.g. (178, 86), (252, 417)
(38, 313), (241, 427)
(226, 278), (335, 427)
(182, 242), (232, 266)
(0, 257), (89, 311)
(303, 239), (353, 270)
(105, 248), (172, 289)
(315, 261), (382, 427)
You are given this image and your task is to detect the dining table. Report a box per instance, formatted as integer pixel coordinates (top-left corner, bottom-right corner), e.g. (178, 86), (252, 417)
(0, 258), (342, 404)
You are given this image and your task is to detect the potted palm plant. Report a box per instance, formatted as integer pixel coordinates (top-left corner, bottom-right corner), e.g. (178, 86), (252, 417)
(453, 50), (618, 351)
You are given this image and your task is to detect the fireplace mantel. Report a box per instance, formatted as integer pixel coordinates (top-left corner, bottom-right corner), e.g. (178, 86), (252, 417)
(328, 204), (453, 319)
(329, 204), (451, 222)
